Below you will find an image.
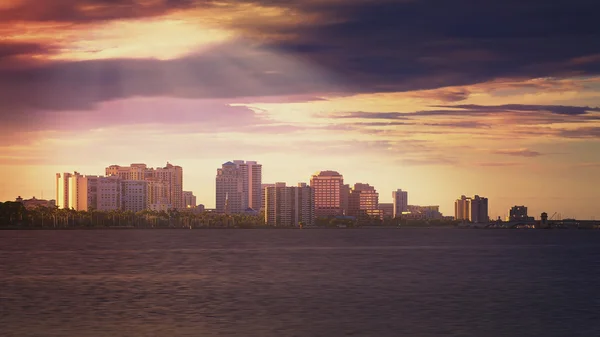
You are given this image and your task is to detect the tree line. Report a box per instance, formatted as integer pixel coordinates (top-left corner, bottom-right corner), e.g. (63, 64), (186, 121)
(0, 201), (459, 229)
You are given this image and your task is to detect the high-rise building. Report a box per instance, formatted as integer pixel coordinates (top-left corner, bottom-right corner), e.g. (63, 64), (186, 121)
(310, 170), (344, 218)
(348, 183), (381, 218)
(455, 195), (469, 220)
(183, 191), (197, 208)
(232, 160), (262, 211)
(261, 184), (275, 211)
(68, 172), (88, 211)
(341, 184), (350, 216)
(508, 205), (533, 222)
(96, 176), (121, 211)
(455, 195), (488, 223)
(215, 160), (262, 214)
(216, 162), (244, 214)
(265, 182), (314, 226)
(378, 203), (394, 219)
(122, 180), (148, 213)
(469, 195), (489, 223)
(392, 189), (408, 218)
(105, 162), (183, 209)
(56, 172), (72, 209)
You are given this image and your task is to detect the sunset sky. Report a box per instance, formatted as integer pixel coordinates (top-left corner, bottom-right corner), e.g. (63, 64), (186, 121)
(1, 0), (600, 219)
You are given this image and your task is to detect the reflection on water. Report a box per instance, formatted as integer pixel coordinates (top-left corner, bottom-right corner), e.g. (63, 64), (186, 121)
(1, 229), (599, 337)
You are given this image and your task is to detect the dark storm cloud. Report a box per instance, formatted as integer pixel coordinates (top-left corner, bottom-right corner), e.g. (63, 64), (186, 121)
(0, 41), (347, 114)
(332, 104), (600, 120)
(1, 0), (600, 114)
(0, 0), (196, 22)
(0, 42), (54, 59)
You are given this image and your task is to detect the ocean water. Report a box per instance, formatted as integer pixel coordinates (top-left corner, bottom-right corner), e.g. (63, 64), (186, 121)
(1, 228), (599, 337)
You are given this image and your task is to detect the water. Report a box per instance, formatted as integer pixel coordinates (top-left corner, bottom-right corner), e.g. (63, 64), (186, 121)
(1, 228), (599, 336)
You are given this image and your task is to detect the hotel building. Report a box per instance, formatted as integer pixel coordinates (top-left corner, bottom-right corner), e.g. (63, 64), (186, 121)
(348, 183), (382, 219)
(455, 195), (489, 223)
(105, 163), (183, 209)
(215, 160), (262, 214)
(265, 182), (314, 226)
(392, 189), (408, 218)
(310, 171), (344, 218)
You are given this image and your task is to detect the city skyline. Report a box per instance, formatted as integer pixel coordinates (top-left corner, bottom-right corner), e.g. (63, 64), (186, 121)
(1, 159), (597, 220)
(0, 1), (599, 219)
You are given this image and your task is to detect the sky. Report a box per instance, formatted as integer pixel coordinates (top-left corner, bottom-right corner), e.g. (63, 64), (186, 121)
(1, 0), (600, 219)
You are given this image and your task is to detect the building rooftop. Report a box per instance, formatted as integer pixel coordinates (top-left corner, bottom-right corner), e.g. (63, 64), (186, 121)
(313, 170), (342, 177)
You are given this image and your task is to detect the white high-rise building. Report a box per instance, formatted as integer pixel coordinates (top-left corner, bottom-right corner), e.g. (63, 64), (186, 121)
(216, 162), (244, 214)
(392, 189), (408, 218)
(455, 195), (489, 223)
(232, 160), (262, 211)
(122, 180), (148, 213)
(56, 172), (72, 209)
(68, 172), (88, 211)
(265, 182), (314, 226)
(97, 176), (121, 211)
(105, 163), (183, 209)
(216, 160), (262, 214)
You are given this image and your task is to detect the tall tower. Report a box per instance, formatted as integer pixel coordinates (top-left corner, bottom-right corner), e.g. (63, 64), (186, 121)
(232, 160), (262, 211)
(105, 163), (183, 209)
(216, 162), (243, 214)
(392, 189), (408, 218)
(349, 183), (380, 218)
(56, 172), (72, 209)
(310, 170), (344, 218)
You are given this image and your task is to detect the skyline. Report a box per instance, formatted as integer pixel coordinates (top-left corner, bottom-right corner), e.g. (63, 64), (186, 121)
(1, 0), (600, 219)
(6, 159), (593, 220)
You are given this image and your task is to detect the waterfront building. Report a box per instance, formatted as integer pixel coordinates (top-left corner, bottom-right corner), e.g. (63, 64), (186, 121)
(105, 162), (183, 209)
(348, 183), (381, 219)
(232, 160), (262, 211)
(508, 205), (534, 222)
(310, 170), (344, 218)
(455, 195), (469, 220)
(56, 172), (72, 209)
(183, 191), (197, 208)
(378, 203), (394, 219)
(261, 183), (275, 211)
(406, 205), (443, 220)
(15, 196), (55, 210)
(68, 172), (88, 211)
(341, 184), (350, 216)
(265, 182), (314, 226)
(121, 180), (148, 212)
(392, 189), (408, 218)
(216, 162), (244, 214)
(455, 195), (488, 223)
(215, 160), (262, 214)
(96, 176), (121, 211)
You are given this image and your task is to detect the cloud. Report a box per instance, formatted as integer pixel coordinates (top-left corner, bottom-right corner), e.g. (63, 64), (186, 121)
(398, 157), (458, 167)
(0, 96), (311, 138)
(558, 127), (600, 138)
(492, 148), (543, 157)
(476, 162), (522, 167)
(436, 104), (600, 116)
(2, 0), (600, 107)
(407, 88), (471, 102)
(0, 0), (196, 23)
(329, 104), (600, 120)
(0, 40), (346, 114)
